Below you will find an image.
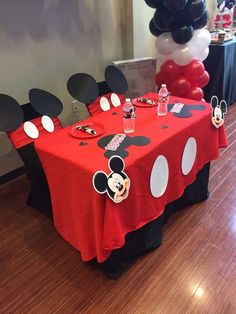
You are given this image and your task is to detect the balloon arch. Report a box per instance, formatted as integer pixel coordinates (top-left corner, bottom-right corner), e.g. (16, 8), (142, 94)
(145, 0), (211, 101)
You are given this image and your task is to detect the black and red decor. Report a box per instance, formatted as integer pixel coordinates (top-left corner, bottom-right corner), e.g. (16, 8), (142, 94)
(167, 102), (205, 117)
(0, 89), (63, 217)
(98, 134), (150, 159)
(67, 65), (128, 116)
(147, 0), (208, 44)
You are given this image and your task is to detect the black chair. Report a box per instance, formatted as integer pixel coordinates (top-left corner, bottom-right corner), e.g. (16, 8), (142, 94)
(67, 65), (128, 116)
(0, 90), (64, 217)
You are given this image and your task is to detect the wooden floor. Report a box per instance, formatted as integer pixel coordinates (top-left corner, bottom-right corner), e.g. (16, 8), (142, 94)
(1, 105), (236, 314)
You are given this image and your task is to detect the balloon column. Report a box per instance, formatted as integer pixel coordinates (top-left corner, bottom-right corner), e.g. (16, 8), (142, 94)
(214, 0), (236, 29)
(214, 11), (233, 29)
(217, 0), (236, 11)
(145, 0), (211, 101)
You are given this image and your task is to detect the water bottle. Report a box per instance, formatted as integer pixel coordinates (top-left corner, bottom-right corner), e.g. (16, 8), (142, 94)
(157, 84), (169, 116)
(123, 98), (135, 133)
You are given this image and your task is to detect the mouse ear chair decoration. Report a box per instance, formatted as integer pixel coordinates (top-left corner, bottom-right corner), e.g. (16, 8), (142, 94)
(210, 95), (227, 128)
(67, 66), (128, 116)
(105, 65), (128, 95)
(0, 94), (24, 132)
(29, 88), (63, 118)
(67, 73), (99, 105)
(28, 88), (64, 134)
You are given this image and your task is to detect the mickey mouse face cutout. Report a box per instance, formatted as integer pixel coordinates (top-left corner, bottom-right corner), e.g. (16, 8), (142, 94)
(210, 96), (227, 128)
(67, 65), (128, 116)
(93, 155), (130, 203)
(0, 89), (63, 140)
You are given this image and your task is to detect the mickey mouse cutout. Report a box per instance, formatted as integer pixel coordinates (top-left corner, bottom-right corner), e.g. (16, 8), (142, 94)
(210, 96), (227, 128)
(67, 65), (128, 117)
(93, 155), (130, 203)
(0, 89), (63, 141)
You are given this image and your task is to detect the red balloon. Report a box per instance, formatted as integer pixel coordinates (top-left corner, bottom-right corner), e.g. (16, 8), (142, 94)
(186, 87), (204, 101)
(224, 13), (231, 21)
(156, 72), (163, 87)
(191, 71), (210, 88)
(223, 21), (231, 28)
(161, 60), (181, 80)
(170, 76), (191, 97)
(156, 71), (170, 88)
(215, 14), (220, 21)
(182, 60), (205, 81)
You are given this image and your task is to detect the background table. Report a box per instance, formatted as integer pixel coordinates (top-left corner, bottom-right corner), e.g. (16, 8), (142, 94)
(203, 36), (236, 105)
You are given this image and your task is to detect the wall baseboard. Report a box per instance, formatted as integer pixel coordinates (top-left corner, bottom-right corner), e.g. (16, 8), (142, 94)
(0, 166), (26, 185)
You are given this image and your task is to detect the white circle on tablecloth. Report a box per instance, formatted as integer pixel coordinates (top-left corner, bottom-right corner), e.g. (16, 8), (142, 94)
(182, 137), (197, 175)
(41, 115), (54, 132)
(23, 121), (39, 139)
(111, 93), (121, 107)
(150, 155), (169, 198)
(100, 97), (110, 111)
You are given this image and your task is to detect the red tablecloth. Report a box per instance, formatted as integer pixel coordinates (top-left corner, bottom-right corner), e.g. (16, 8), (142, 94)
(35, 94), (227, 262)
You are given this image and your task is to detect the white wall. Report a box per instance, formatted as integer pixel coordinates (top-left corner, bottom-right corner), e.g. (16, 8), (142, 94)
(0, 0), (133, 176)
(206, 0), (218, 29)
(132, 0), (156, 58)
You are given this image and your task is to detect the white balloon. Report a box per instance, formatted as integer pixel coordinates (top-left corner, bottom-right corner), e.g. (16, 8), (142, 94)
(156, 52), (169, 72)
(172, 45), (193, 66)
(156, 33), (178, 56)
(191, 46), (209, 62)
(189, 39), (207, 54)
(155, 28), (211, 68)
(199, 47), (209, 61)
(192, 28), (211, 47)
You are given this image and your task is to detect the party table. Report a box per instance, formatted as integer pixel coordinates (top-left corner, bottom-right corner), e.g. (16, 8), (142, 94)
(35, 94), (227, 276)
(203, 36), (236, 105)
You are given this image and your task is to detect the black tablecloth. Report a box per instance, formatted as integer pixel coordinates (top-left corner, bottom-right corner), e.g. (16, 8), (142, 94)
(204, 36), (236, 105)
(97, 162), (210, 278)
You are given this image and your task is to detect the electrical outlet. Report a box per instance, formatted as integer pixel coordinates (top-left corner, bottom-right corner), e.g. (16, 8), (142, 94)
(72, 100), (79, 113)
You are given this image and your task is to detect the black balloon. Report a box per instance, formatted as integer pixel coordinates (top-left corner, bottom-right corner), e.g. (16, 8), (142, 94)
(226, 2), (234, 9)
(171, 25), (194, 44)
(221, 0), (236, 10)
(144, 0), (162, 8)
(153, 7), (175, 31)
(174, 12), (191, 29)
(192, 10), (209, 30)
(163, 0), (188, 12)
(184, 0), (205, 22)
(144, 0), (209, 41)
(149, 18), (163, 36)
